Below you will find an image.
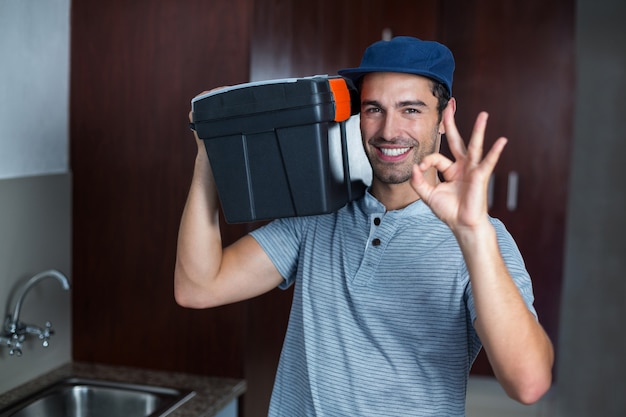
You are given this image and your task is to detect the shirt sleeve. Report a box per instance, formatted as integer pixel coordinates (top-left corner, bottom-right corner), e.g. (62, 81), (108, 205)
(465, 217), (538, 324)
(249, 217), (305, 289)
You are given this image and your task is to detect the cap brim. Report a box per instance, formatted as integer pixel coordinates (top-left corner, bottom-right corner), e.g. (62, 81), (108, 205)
(338, 67), (450, 95)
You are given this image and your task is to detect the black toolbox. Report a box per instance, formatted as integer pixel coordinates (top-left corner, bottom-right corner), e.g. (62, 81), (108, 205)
(190, 75), (369, 223)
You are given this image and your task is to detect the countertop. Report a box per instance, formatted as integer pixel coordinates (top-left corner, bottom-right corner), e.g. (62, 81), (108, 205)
(0, 362), (246, 417)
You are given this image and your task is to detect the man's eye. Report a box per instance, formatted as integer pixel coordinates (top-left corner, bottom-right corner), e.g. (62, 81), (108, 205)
(364, 107), (382, 113)
(404, 108), (420, 114)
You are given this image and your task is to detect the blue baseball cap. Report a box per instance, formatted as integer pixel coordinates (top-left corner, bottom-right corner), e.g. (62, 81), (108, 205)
(338, 36), (455, 96)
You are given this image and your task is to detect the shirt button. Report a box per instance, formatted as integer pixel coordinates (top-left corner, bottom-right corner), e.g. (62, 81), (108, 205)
(373, 217), (381, 226)
(372, 238), (381, 246)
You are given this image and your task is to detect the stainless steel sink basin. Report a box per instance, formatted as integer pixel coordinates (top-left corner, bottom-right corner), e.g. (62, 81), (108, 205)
(0, 377), (195, 417)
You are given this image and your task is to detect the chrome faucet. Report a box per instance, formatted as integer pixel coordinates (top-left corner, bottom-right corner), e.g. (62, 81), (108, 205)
(1, 269), (70, 357)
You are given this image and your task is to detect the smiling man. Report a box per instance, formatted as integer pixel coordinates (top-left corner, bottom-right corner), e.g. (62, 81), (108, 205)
(175, 36), (554, 416)
(359, 71), (449, 206)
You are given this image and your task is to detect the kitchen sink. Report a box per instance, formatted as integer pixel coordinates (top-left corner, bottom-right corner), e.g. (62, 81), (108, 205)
(0, 377), (195, 417)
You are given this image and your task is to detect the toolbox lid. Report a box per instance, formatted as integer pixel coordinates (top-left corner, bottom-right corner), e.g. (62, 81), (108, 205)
(190, 75), (358, 138)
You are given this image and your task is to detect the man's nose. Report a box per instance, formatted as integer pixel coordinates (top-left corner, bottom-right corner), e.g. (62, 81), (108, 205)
(380, 112), (401, 140)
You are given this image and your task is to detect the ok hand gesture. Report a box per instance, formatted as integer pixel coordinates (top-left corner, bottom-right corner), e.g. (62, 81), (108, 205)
(410, 107), (508, 235)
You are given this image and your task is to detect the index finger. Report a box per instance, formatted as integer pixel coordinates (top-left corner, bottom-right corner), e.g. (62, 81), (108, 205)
(466, 112), (489, 164)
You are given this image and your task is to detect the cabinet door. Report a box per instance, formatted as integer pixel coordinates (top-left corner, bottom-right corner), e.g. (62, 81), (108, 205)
(71, 0), (253, 377)
(244, 3), (574, 415)
(439, 0), (574, 375)
(250, 0), (440, 81)
(245, 2), (441, 415)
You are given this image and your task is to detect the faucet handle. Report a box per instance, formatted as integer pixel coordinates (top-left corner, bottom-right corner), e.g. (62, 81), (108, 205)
(40, 321), (54, 347)
(8, 334), (24, 356)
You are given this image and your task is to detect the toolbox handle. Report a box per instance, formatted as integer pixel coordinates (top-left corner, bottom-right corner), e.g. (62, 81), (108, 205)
(339, 120), (353, 201)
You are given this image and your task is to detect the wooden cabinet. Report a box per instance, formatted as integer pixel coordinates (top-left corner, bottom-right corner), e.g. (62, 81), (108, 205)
(71, 1), (573, 416)
(439, 0), (574, 374)
(250, 0), (441, 81)
(243, 2), (443, 415)
(245, 0), (574, 407)
(71, 0), (253, 381)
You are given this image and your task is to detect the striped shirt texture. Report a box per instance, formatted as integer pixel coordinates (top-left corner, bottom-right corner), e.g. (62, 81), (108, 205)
(250, 191), (536, 417)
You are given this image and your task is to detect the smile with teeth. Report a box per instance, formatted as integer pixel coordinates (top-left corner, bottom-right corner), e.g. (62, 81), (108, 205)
(379, 147), (411, 157)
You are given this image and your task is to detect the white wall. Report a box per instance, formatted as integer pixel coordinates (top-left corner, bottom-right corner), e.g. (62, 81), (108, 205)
(0, 174), (72, 393)
(0, 0), (69, 179)
(0, 0), (71, 394)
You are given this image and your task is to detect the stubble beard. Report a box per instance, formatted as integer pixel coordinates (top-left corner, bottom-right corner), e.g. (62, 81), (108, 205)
(369, 138), (438, 185)
(372, 160), (415, 185)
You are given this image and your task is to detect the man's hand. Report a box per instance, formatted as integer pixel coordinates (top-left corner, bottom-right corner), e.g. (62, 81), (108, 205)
(189, 88), (225, 151)
(410, 107), (508, 234)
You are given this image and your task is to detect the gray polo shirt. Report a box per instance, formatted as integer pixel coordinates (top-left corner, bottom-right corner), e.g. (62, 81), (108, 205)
(251, 191), (536, 417)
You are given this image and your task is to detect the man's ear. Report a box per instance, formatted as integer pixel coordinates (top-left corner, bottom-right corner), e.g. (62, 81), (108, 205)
(439, 97), (457, 134)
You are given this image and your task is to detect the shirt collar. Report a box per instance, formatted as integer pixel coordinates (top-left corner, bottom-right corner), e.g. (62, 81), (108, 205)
(361, 188), (431, 218)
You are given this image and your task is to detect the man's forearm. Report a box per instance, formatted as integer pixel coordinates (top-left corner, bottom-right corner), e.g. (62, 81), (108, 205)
(174, 152), (223, 308)
(456, 220), (554, 404)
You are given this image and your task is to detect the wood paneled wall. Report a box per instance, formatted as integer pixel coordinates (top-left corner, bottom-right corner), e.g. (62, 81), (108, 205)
(71, 2), (443, 415)
(71, 0), (253, 377)
(245, 2), (442, 415)
(248, 0), (575, 380)
(250, 0), (441, 80)
(71, 1), (573, 415)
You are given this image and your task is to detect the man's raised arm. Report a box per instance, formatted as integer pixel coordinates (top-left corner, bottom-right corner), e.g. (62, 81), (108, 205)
(174, 103), (283, 309)
(410, 108), (554, 404)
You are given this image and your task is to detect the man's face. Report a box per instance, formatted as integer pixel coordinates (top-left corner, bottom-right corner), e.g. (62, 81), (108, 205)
(359, 72), (443, 186)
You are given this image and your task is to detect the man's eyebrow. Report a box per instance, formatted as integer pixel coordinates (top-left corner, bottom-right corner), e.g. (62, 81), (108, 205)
(361, 99), (381, 107)
(398, 100), (428, 108)
(361, 99), (429, 108)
